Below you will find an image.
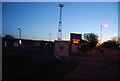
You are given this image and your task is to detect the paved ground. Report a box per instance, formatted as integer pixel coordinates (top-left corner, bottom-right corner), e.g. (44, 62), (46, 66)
(64, 60), (119, 79)
(64, 49), (120, 79)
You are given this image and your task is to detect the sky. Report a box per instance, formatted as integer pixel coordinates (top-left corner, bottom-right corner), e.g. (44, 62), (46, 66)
(0, 1), (2, 37)
(2, 0), (120, 2)
(2, 2), (118, 42)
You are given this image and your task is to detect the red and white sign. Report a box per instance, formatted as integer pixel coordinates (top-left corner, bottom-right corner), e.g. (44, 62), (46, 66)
(54, 41), (70, 56)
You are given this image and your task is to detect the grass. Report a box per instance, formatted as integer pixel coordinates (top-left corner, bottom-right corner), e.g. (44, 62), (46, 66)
(2, 51), (78, 80)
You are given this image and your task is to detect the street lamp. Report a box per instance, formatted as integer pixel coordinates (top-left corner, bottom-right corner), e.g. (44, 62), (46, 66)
(114, 34), (118, 42)
(18, 28), (22, 45)
(18, 28), (21, 39)
(49, 34), (51, 41)
(100, 24), (109, 44)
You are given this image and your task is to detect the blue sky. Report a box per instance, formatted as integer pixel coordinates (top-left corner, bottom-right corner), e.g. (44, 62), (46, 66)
(2, 2), (118, 42)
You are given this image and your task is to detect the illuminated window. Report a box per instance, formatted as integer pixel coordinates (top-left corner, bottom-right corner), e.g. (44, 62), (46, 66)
(14, 42), (18, 47)
(19, 40), (22, 44)
(72, 39), (80, 43)
(45, 43), (47, 45)
(4, 41), (7, 46)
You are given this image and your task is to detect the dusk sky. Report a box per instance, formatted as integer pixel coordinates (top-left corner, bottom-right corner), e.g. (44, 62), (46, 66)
(2, 2), (118, 42)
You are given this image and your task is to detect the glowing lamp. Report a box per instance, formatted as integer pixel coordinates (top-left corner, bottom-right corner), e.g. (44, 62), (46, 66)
(118, 45), (120, 48)
(72, 39), (80, 43)
(103, 24), (109, 28)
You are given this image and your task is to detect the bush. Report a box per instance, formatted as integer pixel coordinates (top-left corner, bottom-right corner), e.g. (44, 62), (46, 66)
(101, 41), (117, 49)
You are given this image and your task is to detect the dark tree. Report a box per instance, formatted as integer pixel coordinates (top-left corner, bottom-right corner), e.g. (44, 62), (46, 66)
(4, 34), (15, 38)
(101, 41), (117, 49)
(83, 33), (98, 48)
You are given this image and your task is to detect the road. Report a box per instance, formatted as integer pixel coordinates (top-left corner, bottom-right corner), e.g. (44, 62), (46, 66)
(64, 49), (120, 79)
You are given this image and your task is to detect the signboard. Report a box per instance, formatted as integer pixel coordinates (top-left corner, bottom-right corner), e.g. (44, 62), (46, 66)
(70, 33), (82, 54)
(71, 44), (78, 54)
(70, 33), (82, 44)
(54, 41), (70, 56)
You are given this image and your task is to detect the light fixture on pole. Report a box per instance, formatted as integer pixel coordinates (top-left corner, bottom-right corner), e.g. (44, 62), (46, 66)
(100, 24), (109, 44)
(18, 28), (21, 39)
(18, 28), (22, 45)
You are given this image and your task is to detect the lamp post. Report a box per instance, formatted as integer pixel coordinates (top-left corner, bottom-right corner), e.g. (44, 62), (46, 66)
(114, 34), (118, 42)
(100, 26), (102, 44)
(100, 24), (108, 44)
(49, 34), (51, 41)
(18, 28), (22, 45)
(18, 28), (21, 39)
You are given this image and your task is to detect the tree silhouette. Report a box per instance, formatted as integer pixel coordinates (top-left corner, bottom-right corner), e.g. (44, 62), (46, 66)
(83, 33), (98, 48)
(101, 41), (117, 49)
(4, 34), (15, 39)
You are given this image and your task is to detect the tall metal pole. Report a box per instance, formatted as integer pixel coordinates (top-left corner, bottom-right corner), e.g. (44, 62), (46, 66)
(58, 4), (64, 40)
(18, 28), (21, 39)
(100, 26), (102, 44)
(100, 24), (109, 44)
(20, 30), (21, 39)
(49, 34), (51, 41)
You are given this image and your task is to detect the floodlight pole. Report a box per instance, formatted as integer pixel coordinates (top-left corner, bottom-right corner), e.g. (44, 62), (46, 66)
(58, 4), (64, 40)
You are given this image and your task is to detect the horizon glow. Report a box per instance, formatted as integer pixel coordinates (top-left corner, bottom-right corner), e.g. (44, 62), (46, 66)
(2, 2), (118, 42)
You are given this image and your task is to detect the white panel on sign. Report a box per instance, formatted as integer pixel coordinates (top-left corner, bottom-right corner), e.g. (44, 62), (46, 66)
(54, 41), (70, 56)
